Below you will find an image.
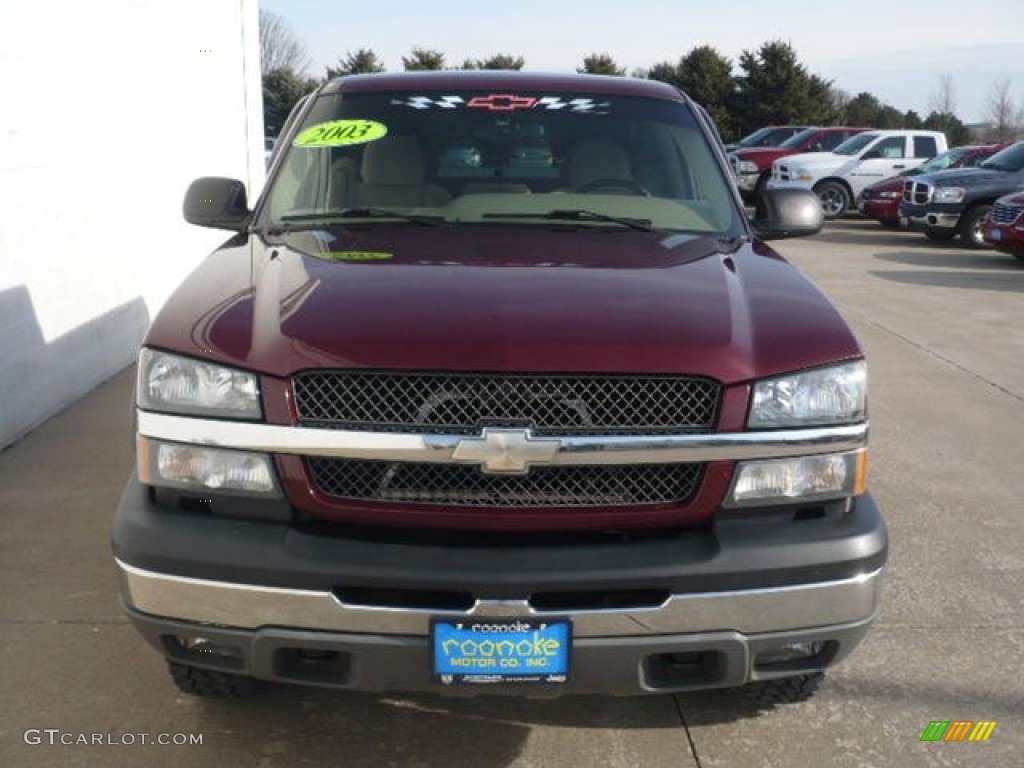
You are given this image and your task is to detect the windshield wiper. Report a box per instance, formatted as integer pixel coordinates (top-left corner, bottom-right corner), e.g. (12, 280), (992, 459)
(264, 208), (444, 234)
(483, 209), (655, 232)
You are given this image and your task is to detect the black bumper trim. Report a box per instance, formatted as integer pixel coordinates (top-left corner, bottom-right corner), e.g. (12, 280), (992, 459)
(112, 478), (887, 598)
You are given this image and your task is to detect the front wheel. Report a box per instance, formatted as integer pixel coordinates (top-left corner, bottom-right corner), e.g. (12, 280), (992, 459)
(814, 181), (851, 220)
(958, 205), (992, 250)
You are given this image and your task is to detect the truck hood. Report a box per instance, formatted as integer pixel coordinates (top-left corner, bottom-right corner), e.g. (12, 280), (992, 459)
(917, 167), (1009, 187)
(145, 226), (861, 386)
(777, 152), (849, 173)
(732, 147), (794, 164)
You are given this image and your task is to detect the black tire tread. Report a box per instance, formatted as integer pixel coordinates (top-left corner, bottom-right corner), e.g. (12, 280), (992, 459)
(168, 661), (245, 698)
(741, 672), (823, 708)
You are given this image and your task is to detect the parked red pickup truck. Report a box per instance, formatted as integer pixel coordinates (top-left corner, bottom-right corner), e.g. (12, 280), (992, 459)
(112, 71), (886, 702)
(730, 126), (871, 203)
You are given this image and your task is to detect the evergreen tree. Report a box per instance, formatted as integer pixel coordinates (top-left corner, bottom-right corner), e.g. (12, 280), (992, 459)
(402, 47), (446, 71)
(326, 49), (385, 78)
(262, 68), (318, 135)
(733, 41), (835, 135)
(578, 53), (625, 76)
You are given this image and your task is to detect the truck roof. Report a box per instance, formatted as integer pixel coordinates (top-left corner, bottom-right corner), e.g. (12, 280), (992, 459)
(321, 71), (686, 101)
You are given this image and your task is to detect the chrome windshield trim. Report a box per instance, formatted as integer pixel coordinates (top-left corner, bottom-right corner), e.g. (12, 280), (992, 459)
(138, 410), (868, 465)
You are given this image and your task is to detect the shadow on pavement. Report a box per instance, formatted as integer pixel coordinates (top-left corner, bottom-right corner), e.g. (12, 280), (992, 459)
(872, 249), (1023, 271)
(868, 268), (1024, 292)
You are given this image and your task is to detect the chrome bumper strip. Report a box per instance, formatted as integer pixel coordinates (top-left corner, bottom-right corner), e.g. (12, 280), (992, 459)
(137, 411), (868, 466)
(116, 560), (883, 638)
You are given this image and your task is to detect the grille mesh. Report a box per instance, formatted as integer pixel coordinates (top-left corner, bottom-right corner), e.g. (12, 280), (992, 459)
(307, 458), (702, 508)
(903, 180), (931, 205)
(990, 201), (1024, 226)
(292, 372), (719, 435)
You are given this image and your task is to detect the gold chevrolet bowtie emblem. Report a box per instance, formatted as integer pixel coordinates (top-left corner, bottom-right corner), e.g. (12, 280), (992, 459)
(451, 428), (561, 475)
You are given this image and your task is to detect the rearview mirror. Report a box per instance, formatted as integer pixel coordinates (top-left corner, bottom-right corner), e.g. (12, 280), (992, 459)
(752, 188), (824, 240)
(183, 177), (251, 231)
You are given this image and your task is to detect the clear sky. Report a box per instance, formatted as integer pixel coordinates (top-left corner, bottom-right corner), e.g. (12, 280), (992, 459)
(262, 0), (1024, 126)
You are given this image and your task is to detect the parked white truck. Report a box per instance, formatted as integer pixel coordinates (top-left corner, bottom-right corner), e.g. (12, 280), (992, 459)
(767, 130), (948, 219)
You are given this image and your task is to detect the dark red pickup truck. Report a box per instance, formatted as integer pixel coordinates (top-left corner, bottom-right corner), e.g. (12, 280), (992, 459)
(112, 71), (886, 701)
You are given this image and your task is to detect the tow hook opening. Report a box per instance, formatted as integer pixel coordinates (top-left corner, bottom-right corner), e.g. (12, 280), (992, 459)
(645, 651), (726, 689)
(273, 648), (352, 684)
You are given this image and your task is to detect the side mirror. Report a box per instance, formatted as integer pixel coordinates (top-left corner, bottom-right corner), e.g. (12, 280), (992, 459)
(183, 177), (251, 230)
(861, 150), (882, 160)
(752, 188), (824, 240)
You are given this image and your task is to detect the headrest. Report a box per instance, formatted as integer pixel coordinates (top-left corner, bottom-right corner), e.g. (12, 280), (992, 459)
(569, 139), (631, 188)
(361, 136), (425, 185)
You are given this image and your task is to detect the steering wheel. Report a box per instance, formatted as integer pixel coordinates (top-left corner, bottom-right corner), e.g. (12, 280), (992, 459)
(575, 178), (650, 196)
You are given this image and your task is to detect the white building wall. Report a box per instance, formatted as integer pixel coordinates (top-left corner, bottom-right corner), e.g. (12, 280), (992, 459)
(0, 0), (265, 449)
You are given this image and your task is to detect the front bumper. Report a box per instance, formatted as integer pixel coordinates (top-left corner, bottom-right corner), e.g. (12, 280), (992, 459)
(900, 203), (962, 232)
(113, 479), (887, 695)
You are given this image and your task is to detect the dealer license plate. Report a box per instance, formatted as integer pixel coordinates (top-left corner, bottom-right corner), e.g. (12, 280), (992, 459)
(987, 227), (1002, 241)
(432, 617), (571, 685)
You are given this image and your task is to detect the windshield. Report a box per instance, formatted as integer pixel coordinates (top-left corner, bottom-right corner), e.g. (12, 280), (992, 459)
(833, 132), (879, 156)
(736, 126), (796, 148)
(258, 89), (744, 237)
(917, 147), (973, 173)
(980, 141), (1024, 172)
(779, 128), (819, 150)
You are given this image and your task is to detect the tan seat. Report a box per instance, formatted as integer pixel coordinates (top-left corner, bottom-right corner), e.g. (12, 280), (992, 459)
(353, 136), (450, 208)
(566, 139), (633, 190)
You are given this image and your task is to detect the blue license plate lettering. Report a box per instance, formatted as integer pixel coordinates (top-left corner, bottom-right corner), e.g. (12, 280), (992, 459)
(432, 618), (571, 685)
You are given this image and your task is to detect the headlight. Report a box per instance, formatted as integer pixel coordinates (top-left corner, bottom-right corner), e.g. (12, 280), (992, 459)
(137, 349), (261, 419)
(878, 190), (901, 199)
(738, 160), (759, 174)
(794, 168), (814, 181)
(749, 362), (866, 428)
(933, 187), (966, 204)
(725, 449), (867, 507)
(138, 437), (280, 496)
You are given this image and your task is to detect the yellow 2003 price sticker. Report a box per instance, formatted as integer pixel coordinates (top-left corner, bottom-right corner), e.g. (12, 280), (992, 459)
(293, 119), (388, 147)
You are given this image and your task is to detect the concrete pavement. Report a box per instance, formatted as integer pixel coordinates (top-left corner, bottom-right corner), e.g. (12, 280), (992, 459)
(1, 219), (1021, 767)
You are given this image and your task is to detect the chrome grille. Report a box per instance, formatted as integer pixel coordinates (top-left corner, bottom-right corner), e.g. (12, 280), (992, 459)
(775, 165), (791, 182)
(292, 372), (720, 435)
(903, 179), (932, 205)
(307, 458), (702, 507)
(990, 201), (1024, 225)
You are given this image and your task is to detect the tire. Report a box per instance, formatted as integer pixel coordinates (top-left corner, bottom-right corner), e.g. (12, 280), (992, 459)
(752, 174), (770, 215)
(957, 205), (992, 250)
(814, 181), (851, 220)
(168, 661), (245, 698)
(924, 230), (956, 241)
(741, 672), (824, 708)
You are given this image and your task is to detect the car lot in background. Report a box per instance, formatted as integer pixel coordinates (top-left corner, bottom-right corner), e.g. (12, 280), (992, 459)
(900, 140), (1024, 248)
(769, 130), (948, 219)
(858, 144), (1006, 227)
(723, 124), (808, 152)
(731, 127), (871, 204)
(983, 190), (1024, 259)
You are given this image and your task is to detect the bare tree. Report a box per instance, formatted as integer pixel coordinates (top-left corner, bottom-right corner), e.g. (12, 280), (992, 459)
(984, 78), (1023, 142)
(259, 10), (310, 76)
(929, 74), (957, 116)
